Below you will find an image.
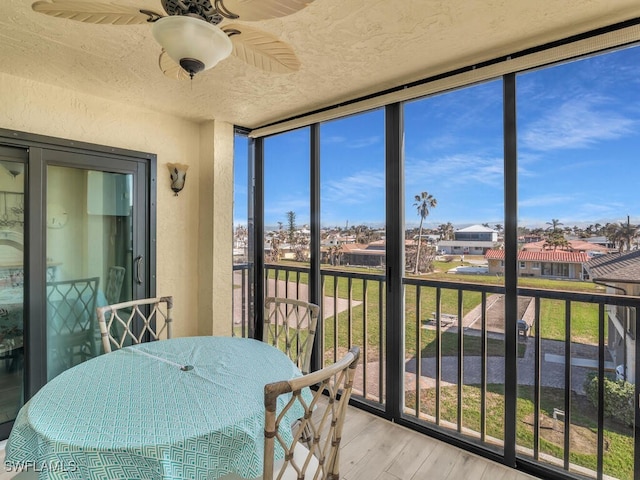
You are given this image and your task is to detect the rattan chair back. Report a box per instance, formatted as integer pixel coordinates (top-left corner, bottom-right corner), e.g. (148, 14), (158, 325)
(264, 297), (320, 374)
(96, 296), (173, 353)
(263, 346), (360, 480)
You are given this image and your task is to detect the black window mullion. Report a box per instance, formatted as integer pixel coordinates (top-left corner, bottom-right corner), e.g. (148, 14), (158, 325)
(309, 124), (321, 373)
(385, 102), (404, 420)
(252, 137), (264, 341)
(503, 72), (518, 467)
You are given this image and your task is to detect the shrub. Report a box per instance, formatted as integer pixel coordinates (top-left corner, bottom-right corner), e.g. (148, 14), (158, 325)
(584, 372), (634, 427)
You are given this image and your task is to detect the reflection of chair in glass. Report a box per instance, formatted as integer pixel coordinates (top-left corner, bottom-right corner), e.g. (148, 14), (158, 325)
(104, 266), (126, 305)
(260, 347), (359, 480)
(264, 297), (320, 374)
(47, 277), (100, 375)
(97, 296), (173, 353)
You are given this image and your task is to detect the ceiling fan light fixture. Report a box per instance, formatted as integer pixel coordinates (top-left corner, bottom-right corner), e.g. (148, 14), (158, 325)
(151, 16), (232, 77)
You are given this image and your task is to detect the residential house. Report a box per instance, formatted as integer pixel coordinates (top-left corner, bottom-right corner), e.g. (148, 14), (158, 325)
(583, 235), (618, 252)
(486, 249), (590, 280)
(586, 250), (640, 381)
(522, 239), (609, 255)
(519, 234), (545, 244)
(338, 242), (386, 268)
(437, 224), (500, 255)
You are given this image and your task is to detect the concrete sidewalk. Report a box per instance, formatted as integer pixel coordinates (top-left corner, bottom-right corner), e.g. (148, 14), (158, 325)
(404, 336), (605, 395)
(233, 273), (362, 324)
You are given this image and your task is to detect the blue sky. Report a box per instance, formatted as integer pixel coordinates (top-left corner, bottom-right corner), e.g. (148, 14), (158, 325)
(235, 44), (640, 231)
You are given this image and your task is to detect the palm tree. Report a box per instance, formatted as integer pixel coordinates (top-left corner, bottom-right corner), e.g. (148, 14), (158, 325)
(546, 218), (564, 233)
(413, 191), (437, 274)
(437, 223), (454, 241)
(611, 220), (638, 252)
(544, 234), (570, 251)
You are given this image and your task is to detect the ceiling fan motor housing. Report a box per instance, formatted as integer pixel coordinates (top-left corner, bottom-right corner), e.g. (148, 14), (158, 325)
(161, 0), (224, 24)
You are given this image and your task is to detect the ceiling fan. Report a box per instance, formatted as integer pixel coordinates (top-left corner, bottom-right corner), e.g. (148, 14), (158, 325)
(31, 0), (314, 79)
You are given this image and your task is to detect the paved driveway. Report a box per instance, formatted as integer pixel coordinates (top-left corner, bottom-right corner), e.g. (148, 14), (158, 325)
(404, 336), (608, 395)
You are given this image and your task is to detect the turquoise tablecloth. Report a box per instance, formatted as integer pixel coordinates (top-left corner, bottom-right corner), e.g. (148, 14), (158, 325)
(5, 336), (306, 479)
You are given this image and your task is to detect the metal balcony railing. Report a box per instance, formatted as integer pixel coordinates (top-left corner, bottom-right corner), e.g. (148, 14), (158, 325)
(232, 262), (640, 480)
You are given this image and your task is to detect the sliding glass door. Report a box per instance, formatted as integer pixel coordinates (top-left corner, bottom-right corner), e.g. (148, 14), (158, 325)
(43, 151), (150, 381)
(45, 163), (144, 380)
(0, 130), (155, 440)
(0, 146), (27, 437)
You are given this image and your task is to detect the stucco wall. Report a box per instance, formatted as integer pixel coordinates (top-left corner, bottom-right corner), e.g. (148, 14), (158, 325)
(0, 71), (233, 337)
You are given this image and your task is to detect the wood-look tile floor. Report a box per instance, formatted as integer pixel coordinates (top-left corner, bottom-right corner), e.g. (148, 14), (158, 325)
(339, 406), (538, 480)
(0, 406), (540, 480)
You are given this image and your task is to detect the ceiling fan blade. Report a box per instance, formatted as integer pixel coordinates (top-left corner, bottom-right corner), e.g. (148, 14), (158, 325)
(218, 0), (315, 21)
(31, 0), (162, 25)
(224, 24), (300, 73)
(158, 51), (191, 80)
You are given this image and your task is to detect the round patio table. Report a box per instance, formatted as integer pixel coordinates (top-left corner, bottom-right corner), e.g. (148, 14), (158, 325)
(6, 336), (304, 479)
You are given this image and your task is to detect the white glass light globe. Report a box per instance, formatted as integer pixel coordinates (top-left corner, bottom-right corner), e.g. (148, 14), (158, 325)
(152, 16), (232, 76)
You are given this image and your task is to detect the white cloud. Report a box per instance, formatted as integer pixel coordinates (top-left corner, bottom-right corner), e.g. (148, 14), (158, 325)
(405, 153), (503, 188)
(322, 135), (346, 144)
(323, 170), (385, 205)
(521, 95), (636, 151)
(519, 194), (574, 208)
(348, 136), (382, 149)
(264, 197), (311, 221)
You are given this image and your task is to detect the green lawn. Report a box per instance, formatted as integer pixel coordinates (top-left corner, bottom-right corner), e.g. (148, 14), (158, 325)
(317, 274), (604, 361)
(406, 384), (633, 480)
(260, 262), (625, 477)
(264, 261), (607, 359)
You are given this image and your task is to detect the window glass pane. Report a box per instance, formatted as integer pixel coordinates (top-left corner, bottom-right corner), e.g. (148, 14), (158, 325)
(517, 44), (640, 479)
(233, 133), (251, 337)
(234, 133), (249, 266)
(320, 109), (385, 405)
(403, 79), (505, 450)
(264, 128), (310, 300)
(0, 150), (26, 428)
(47, 166), (133, 380)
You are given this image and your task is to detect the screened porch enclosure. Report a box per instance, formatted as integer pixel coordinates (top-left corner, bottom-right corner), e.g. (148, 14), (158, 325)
(233, 42), (640, 480)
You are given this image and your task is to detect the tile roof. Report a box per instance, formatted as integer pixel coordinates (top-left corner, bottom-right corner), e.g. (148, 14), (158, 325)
(521, 240), (608, 253)
(585, 250), (640, 283)
(485, 249), (590, 263)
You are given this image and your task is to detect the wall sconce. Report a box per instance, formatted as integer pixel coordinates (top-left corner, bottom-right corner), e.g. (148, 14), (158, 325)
(167, 163), (189, 196)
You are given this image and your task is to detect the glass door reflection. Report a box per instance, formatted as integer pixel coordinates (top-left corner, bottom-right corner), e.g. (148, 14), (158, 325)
(47, 166), (134, 380)
(0, 150), (26, 428)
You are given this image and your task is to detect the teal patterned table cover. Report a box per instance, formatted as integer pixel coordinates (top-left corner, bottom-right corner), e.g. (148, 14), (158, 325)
(5, 336), (306, 479)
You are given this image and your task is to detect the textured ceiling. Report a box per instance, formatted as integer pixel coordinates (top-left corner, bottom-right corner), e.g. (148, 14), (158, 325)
(1, 0), (639, 129)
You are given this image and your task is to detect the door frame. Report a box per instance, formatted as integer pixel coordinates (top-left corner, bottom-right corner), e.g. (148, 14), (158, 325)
(0, 128), (156, 439)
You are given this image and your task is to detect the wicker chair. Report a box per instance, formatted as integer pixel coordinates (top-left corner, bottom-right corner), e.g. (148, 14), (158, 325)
(263, 297), (320, 374)
(96, 296), (173, 353)
(104, 266), (126, 305)
(262, 346), (359, 480)
(47, 277), (100, 375)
